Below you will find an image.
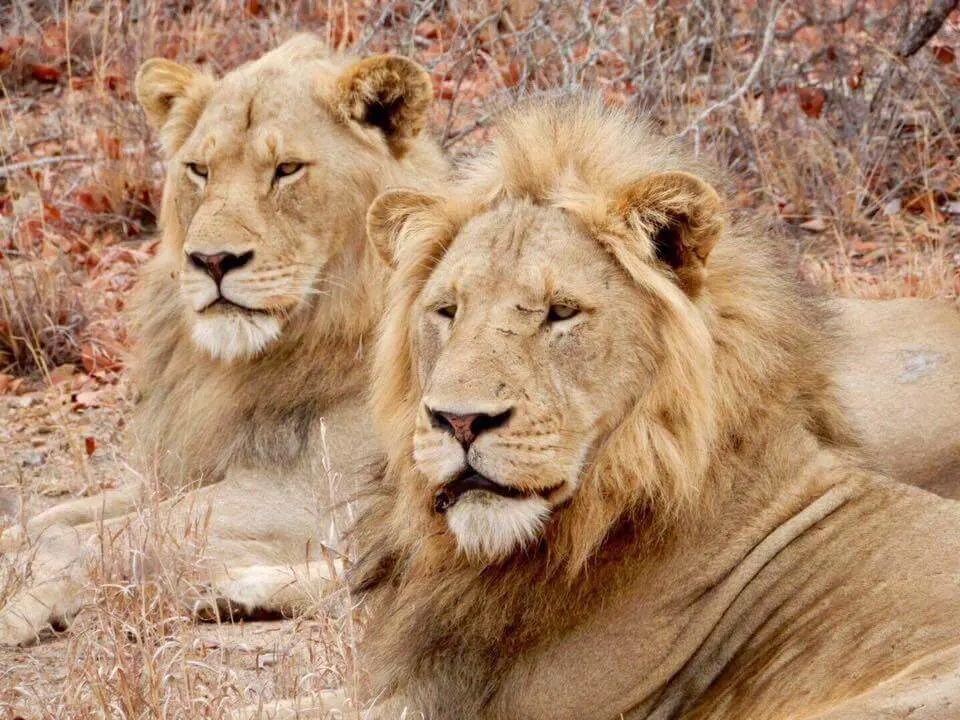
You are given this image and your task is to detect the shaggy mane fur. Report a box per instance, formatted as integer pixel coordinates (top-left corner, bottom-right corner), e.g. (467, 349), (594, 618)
(352, 97), (862, 716)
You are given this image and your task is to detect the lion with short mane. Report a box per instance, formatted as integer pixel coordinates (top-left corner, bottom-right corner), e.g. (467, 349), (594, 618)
(0, 35), (444, 646)
(324, 98), (960, 719)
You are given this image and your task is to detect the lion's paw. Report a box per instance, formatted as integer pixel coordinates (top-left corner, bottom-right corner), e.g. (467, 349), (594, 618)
(0, 595), (52, 647)
(192, 565), (285, 621)
(0, 614), (37, 647)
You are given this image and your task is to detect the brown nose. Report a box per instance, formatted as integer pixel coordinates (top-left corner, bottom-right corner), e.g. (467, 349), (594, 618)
(187, 250), (254, 285)
(430, 408), (513, 449)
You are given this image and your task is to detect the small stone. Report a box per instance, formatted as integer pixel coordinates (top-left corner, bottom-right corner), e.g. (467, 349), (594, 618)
(21, 450), (46, 467)
(257, 652), (282, 669)
(798, 217), (827, 233)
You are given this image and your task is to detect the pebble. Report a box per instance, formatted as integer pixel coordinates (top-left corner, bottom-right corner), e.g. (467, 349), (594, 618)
(21, 450), (46, 467)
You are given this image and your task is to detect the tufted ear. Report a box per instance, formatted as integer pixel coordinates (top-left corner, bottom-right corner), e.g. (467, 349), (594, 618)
(136, 59), (201, 130)
(335, 56), (433, 156)
(614, 171), (724, 294)
(367, 189), (445, 267)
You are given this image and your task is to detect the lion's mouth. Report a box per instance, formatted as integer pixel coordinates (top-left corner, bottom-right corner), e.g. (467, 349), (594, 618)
(200, 296), (264, 315)
(433, 470), (563, 514)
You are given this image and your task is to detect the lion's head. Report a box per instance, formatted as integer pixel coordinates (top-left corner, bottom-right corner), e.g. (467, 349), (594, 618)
(136, 34), (440, 362)
(364, 97), (852, 571)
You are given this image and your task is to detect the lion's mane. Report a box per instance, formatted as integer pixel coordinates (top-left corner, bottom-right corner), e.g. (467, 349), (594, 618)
(351, 97), (861, 717)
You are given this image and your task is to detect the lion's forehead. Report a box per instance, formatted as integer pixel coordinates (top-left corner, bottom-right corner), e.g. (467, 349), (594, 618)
(428, 203), (619, 303)
(187, 73), (340, 160)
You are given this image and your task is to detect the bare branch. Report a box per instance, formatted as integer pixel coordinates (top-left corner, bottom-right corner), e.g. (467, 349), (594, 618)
(0, 154), (90, 178)
(679, 1), (784, 152)
(897, 0), (959, 59)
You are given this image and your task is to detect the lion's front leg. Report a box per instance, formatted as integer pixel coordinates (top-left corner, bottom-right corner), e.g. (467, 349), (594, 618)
(0, 473), (347, 645)
(0, 483), (143, 556)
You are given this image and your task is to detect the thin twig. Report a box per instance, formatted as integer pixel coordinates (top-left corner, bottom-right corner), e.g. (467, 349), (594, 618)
(0, 154), (91, 178)
(679, 1), (784, 154)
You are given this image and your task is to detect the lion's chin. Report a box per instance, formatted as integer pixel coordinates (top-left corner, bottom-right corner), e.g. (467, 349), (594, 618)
(190, 312), (282, 362)
(446, 493), (551, 562)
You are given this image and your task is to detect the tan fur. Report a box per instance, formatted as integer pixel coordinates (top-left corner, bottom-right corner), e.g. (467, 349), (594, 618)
(833, 298), (960, 498)
(341, 97), (960, 719)
(0, 35), (446, 646)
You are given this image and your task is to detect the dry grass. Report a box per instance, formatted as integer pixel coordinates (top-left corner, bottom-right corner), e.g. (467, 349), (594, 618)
(0, 0), (957, 716)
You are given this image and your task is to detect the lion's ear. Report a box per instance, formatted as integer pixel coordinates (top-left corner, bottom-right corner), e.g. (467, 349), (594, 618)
(367, 189), (444, 267)
(335, 56), (433, 156)
(136, 59), (213, 156)
(136, 59), (201, 130)
(615, 171), (724, 293)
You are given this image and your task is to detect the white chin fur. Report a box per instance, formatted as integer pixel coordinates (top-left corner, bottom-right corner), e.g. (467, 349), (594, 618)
(190, 313), (282, 362)
(446, 494), (551, 561)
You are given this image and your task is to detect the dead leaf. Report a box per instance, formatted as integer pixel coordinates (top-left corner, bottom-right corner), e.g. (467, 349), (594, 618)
(48, 363), (75, 385)
(796, 87), (825, 119)
(74, 189), (113, 214)
(846, 64), (864, 91)
(84, 436), (96, 456)
(932, 45), (955, 65)
(0, 36), (25, 73)
(0, 373), (13, 394)
(81, 342), (123, 373)
(29, 63), (61, 84)
(97, 130), (122, 160)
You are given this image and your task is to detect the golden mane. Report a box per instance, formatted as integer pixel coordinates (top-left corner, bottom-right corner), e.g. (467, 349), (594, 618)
(353, 96), (861, 713)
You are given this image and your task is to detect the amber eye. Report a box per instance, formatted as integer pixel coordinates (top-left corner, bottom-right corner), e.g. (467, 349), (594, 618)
(547, 304), (580, 322)
(274, 162), (305, 181)
(436, 305), (457, 320)
(185, 162), (208, 181)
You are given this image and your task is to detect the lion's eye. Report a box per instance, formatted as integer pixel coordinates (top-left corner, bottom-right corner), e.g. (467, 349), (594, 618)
(185, 163), (208, 182)
(274, 162), (305, 182)
(436, 305), (457, 320)
(547, 304), (580, 322)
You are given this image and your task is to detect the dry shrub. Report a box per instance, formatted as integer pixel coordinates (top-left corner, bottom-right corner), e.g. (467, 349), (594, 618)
(0, 259), (88, 376)
(0, 476), (358, 716)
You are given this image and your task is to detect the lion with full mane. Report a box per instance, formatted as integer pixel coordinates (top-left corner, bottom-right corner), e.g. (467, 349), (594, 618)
(0, 35), (445, 646)
(326, 97), (960, 719)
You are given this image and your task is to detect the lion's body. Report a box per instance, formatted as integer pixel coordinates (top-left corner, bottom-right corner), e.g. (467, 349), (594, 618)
(834, 298), (960, 498)
(345, 98), (960, 719)
(0, 36), (445, 645)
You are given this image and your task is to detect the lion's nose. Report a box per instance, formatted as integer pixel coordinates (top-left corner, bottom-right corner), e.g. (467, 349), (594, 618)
(187, 250), (254, 285)
(429, 408), (513, 449)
